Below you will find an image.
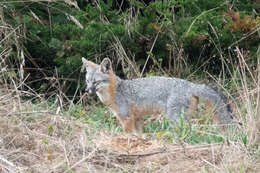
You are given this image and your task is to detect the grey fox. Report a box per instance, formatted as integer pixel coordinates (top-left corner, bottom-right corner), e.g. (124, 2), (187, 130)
(82, 57), (234, 135)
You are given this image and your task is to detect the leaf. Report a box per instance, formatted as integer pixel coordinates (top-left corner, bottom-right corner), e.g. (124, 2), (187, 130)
(156, 131), (162, 138)
(48, 38), (62, 50)
(48, 125), (54, 134)
(42, 139), (48, 144)
(56, 50), (65, 57)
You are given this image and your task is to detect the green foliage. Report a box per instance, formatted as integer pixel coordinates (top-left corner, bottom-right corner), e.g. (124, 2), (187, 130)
(84, 106), (122, 133)
(79, 105), (235, 145)
(48, 124), (54, 134)
(1, 0), (259, 96)
(65, 103), (222, 144)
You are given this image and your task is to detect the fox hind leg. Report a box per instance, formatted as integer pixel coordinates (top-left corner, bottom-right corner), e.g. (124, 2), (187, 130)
(187, 95), (199, 120)
(165, 94), (194, 124)
(165, 105), (187, 125)
(205, 99), (220, 124)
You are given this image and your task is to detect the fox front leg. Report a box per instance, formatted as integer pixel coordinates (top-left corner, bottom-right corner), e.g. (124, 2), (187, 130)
(134, 118), (145, 138)
(121, 117), (135, 134)
(116, 113), (144, 137)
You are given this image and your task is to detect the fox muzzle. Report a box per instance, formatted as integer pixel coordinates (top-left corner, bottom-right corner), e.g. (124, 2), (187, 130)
(85, 86), (96, 96)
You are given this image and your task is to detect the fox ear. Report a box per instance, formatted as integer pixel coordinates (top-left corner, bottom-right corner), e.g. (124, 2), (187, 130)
(100, 58), (112, 74)
(82, 57), (96, 71)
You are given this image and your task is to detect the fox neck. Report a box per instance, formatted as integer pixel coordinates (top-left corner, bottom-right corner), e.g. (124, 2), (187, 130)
(97, 70), (120, 109)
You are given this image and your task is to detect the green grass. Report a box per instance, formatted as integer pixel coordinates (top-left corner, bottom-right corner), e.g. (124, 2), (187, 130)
(83, 106), (122, 134)
(66, 105), (240, 145)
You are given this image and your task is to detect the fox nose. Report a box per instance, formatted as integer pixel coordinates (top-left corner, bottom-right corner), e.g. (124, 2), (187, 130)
(85, 87), (95, 96)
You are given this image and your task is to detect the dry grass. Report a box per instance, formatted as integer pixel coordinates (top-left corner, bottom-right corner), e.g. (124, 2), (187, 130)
(0, 85), (259, 173)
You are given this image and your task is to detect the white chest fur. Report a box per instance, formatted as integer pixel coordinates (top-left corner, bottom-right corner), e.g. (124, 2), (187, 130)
(96, 90), (109, 104)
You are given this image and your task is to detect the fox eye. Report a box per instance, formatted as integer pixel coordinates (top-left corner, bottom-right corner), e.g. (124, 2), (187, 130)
(93, 80), (100, 85)
(93, 80), (106, 85)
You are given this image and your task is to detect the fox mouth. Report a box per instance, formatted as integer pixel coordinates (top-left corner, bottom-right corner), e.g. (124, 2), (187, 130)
(85, 88), (95, 96)
(86, 86), (103, 95)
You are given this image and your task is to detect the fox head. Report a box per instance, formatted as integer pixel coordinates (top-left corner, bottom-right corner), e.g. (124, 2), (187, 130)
(82, 57), (113, 96)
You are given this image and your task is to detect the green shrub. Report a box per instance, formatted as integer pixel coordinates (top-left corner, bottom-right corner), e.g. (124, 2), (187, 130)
(1, 0), (259, 97)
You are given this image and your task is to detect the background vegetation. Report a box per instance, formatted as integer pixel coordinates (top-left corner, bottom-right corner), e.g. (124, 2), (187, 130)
(1, 0), (259, 96)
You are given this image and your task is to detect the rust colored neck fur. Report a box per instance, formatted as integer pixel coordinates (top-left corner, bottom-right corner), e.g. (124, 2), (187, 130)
(88, 61), (96, 67)
(106, 70), (116, 108)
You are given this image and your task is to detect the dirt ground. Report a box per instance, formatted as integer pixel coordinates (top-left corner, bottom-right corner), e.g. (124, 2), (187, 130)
(0, 89), (258, 173)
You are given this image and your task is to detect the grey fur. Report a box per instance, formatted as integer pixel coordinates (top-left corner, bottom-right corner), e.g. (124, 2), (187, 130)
(82, 58), (235, 127)
(114, 76), (234, 124)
